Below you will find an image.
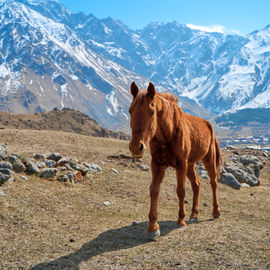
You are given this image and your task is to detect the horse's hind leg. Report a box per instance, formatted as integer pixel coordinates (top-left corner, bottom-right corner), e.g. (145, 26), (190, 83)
(187, 164), (200, 222)
(202, 153), (220, 218)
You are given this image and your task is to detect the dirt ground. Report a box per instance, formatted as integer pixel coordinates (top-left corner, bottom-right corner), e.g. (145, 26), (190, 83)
(0, 129), (269, 270)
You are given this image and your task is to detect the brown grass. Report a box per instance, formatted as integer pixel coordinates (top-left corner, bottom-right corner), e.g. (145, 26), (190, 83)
(0, 129), (269, 270)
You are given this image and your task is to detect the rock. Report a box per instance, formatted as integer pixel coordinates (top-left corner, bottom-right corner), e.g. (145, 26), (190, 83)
(203, 202), (208, 207)
(221, 173), (241, 190)
(0, 189), (5, 196)
(20, 175), (28, 181)
(0, 172), (11, 185)
(58, 167), (67, 171)
(233, 150), (240, 155)
(57, 174), (69, 182)
(6, 175), (15, 183)
(26, 161), (40, 175)
(0, 168), (12, 175)
(0, 143), (8, 159)
(110, 168), (119, 174)
(103, 201), (110, 206)
(239, 155), (263, 169)
(84, 163), (102, 173)
(241, 183), (250, 187)
(40, 168), (58, 179)
(262, 152), (268, 157)
(47, 153), (62, 162)
(35, 161), (46, 168)
(132, 221), (138, 226)
(0, 161), (12, 170)
(34, 153), (46, 161)
(58, 158), (69, 166)
(138, 164), (150, 171)
(6, 155), (26, 173)
(45, 160), (57, 168)
(69, 163), (88, 175)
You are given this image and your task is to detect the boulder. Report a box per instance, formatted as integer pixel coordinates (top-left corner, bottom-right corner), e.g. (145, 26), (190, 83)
(0, 161), (12, 170)
(84, 163), (102, 173)
(45, 160), (57, 168)
(5, 155), (26, 173)
(40, 168), (58, 179)
(47, 153), (62, 162)
(220, 173), (241, 190)
(26, 161), (40, 175)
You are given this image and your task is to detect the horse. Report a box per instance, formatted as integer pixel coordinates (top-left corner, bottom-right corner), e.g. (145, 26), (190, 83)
(128, 82), (223, 239)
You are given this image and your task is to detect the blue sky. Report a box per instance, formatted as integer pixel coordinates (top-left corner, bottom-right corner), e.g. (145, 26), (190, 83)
(59, 0), (270, 35)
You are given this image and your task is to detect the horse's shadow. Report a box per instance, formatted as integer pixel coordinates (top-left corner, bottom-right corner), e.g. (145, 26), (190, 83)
(30, 220), (181, 270)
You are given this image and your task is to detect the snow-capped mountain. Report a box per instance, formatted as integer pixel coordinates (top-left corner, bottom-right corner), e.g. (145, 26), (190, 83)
(0, 0), (148, 129)
(0, 0), (270, 130)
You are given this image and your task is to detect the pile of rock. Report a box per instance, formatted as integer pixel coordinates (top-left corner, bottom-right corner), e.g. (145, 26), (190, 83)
(0, 143), (102, 186)
(195, 152), (265, 190)
(220, 154), (264, 190)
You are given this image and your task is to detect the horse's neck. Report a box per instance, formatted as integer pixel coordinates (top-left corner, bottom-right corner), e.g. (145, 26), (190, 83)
(155, 97), (180, 144)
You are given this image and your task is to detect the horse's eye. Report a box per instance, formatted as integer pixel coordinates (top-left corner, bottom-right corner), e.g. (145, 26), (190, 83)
(150, 110), (154, 116)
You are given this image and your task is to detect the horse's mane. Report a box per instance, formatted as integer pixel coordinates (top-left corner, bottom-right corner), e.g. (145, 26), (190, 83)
(158, 92), (178, 104)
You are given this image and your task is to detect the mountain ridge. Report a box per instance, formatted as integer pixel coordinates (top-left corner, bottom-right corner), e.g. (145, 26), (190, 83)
(0, 0), (269, 131)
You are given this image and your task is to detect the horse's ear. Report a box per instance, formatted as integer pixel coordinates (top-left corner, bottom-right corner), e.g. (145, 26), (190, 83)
(130, 82), (139, 98)
(147, 82), (156, 99)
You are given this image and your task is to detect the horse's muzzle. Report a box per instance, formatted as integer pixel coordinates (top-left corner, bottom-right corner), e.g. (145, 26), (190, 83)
(129, 141), (145, 158)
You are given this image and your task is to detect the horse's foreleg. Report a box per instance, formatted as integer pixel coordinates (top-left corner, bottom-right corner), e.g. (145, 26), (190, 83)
(176, 162), (188, 227)
(187, 164), (200, 222)
(148, 160), (166, 239)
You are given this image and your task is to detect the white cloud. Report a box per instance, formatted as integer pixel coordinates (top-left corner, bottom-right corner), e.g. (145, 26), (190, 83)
(186, 24), (244, 36)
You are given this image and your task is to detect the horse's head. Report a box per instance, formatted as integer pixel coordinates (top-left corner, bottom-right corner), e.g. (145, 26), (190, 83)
(129, 82), (157, 158)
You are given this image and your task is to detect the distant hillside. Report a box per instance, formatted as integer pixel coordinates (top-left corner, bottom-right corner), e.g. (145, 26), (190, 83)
(215, 108), (270, 137)
(0, 108), (130, 140)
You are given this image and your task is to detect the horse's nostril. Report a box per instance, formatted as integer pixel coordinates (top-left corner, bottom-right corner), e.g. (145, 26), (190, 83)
(139, 143), (144, 152)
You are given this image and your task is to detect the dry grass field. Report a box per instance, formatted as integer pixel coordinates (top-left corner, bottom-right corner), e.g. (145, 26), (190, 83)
(0, 129), (269, 270)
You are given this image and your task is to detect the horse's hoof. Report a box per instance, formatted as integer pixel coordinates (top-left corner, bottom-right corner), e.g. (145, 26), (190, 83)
(189, 217), (199, 224)
(176, 220), (187, 228)
(148, 229), (160, 240)
(213, 211), (220, 218)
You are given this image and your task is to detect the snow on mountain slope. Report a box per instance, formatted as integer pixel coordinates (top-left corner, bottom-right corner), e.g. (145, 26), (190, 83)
(0, 0), (148, 129)
(1, 0), (270, 131)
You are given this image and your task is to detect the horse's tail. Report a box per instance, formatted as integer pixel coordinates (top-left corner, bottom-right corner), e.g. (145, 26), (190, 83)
(206, 121), (223, 179)
(214, 136), (223, 179)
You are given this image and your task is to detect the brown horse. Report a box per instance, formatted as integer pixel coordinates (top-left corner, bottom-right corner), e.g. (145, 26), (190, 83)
(129, 82), (223, 239)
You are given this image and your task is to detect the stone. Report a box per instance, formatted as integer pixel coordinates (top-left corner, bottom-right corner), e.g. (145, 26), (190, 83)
(0, 161), (12, 170)
(40, 168), (58, 179)
(132, 221), (138, 226)
(35, 161), (46, 168)
(26, 161), (40, 175)
(0, 189), (5, 196)
(241, 183), (250, 187)
(103, 201), (110, 206)
(34, 153), (46, 161)
(232, 150), (240, 155)
(138, 164), (150, 171)
(0, 168), (12, 175)
(0, 143), (8, 159)
(110, 168), (119, 174)
(0, 172), (11, 185)
(239, 155), (263, 169)
(221, 173), (241, 190)
(45, 160), (56, 168)
(47, 153), (62, 162)
(57, 174), (69, 182)
(6, 175), (15, 183)
(84, 163), (102, 173)
(20, 175), (28, 181)
(6, 156), (26, 173)
(58, 158), (69, 166)
(224, 164), (259, 186)
(69, 163), (88, 175)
